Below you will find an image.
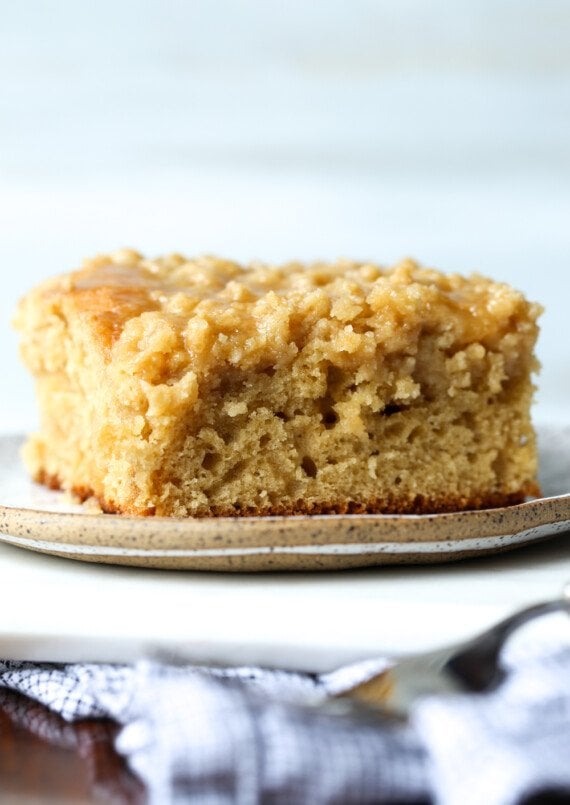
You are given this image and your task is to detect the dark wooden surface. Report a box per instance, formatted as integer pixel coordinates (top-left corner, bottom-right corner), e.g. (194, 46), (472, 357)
(0, 689), (146, 803)
(1, 688), (567, 804)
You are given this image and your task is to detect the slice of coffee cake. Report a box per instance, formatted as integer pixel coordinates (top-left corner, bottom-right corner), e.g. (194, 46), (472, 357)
(14, 250), (541, 516)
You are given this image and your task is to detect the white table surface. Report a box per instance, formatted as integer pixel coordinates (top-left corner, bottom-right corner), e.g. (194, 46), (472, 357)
(1, 529), (569, 672)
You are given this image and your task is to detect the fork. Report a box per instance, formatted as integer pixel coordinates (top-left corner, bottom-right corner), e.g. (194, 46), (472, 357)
(316, 591), (570, 721)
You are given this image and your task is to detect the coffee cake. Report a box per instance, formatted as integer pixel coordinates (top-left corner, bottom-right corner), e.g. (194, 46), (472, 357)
(14, 250), (542, 516)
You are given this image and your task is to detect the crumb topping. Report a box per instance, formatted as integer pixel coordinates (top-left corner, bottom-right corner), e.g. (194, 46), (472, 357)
(22, 249), (541, 385)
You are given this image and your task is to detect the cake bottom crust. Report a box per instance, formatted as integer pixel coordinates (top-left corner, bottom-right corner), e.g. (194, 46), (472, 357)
(36, 469), (540, 518)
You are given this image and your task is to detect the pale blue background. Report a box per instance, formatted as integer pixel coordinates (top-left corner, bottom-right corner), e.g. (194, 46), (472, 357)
(1, 0), (569, 428)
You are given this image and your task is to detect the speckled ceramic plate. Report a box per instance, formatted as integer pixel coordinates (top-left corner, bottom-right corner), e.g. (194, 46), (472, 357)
(0, 425), (569, 571)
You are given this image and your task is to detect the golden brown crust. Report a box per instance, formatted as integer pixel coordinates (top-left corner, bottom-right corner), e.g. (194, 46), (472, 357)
(36, 469), (540, 518)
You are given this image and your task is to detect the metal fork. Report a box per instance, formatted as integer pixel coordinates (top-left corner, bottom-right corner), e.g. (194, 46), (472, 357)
(338, 593), (570, 718)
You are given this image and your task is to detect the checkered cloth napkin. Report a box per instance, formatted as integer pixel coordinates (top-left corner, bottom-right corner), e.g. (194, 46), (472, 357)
(1, 610), (570, 805)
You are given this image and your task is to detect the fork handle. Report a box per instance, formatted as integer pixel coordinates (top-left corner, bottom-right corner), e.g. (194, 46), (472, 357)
(445, 598), (570, 692)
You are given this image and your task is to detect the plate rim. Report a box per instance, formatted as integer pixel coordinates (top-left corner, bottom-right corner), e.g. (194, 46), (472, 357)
(1, 431), (569, 566)
(1, 490), (569, 552)
(0, 519), (567, 558)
